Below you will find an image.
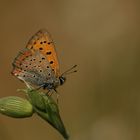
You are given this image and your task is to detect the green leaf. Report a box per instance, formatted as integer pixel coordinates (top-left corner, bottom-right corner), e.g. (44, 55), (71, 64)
(22, 88), (69, 140)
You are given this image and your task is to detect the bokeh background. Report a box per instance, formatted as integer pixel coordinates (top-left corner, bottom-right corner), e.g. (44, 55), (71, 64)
(0, 0), (140, 140)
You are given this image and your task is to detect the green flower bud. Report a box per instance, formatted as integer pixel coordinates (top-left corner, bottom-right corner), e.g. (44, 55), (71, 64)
(0, 96), (33, 118)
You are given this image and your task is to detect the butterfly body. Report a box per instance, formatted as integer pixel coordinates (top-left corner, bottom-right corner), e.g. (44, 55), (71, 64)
(12, 29), (66, 91)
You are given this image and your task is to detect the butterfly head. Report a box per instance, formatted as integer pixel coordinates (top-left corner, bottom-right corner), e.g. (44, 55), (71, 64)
(59, 65), (77, 86)
(59, 75), (66, 85)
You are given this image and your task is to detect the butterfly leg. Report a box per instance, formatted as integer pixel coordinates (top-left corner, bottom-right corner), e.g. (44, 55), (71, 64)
(33, 83), (49, 91)
(56, 93), (59, 104)
(28, 84), (45, 93)
(54, 89), (59, 104)
(47, 90), (53, 96)
(34, 85), (43, 90)
(29, 84), (44, 92)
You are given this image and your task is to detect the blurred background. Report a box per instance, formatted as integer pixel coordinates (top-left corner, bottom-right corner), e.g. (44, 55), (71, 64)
(0, 0), (140, 140)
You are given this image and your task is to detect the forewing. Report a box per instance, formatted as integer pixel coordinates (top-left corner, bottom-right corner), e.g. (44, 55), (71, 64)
(26, 29), (60, 77)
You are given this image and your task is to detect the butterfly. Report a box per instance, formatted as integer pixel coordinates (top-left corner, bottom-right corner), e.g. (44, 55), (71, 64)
(11, 29), (77, 93)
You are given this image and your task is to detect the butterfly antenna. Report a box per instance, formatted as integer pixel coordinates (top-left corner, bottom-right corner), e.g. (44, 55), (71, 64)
(64, 70), (77, 75)
(61, 65), (77, 76)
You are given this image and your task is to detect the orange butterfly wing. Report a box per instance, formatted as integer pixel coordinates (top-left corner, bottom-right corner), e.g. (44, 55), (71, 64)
(26, 29), (60, 77)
